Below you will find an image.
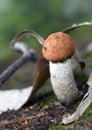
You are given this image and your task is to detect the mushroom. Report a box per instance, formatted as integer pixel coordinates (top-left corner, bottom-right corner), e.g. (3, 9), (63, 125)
(10, 29), (91, 104)
(10, 29), (89, 104)
(10, 30), (88, 104)
(42, 32), (79, 104)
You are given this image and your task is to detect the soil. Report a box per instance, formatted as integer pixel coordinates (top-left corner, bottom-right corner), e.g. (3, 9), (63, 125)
(0, 93), (92, 130)
(0, 96), (64, 130)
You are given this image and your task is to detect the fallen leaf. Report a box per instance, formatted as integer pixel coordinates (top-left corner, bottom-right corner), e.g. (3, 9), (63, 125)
(0, 86), (33, 114)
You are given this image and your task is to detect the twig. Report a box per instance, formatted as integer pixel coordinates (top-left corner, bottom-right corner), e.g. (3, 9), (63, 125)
(0, 42), (37, 87)
(0, 113), (46, 127)
(13, 124), (18, 130)
(0, 29), (44, 87)
(62, 21), (92, 33)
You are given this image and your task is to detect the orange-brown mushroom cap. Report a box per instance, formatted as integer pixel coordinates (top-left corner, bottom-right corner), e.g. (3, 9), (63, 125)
(42, 32), (75, 62)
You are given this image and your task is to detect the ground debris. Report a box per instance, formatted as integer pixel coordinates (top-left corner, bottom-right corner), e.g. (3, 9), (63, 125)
(0, 96), (92, 130)
(0, 102), (65, 130)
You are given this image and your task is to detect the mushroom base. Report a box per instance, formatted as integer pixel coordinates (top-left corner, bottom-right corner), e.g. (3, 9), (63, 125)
(49, 59), (79, 104)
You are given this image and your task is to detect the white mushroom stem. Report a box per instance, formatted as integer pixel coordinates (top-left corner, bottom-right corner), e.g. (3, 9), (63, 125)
(62, 72), (92, 124)
(49, 58), (79, 104)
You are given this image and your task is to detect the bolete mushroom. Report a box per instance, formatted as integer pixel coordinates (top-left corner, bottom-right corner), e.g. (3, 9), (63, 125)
(42, 32), (79, 104)
(10, 30), (82, 104)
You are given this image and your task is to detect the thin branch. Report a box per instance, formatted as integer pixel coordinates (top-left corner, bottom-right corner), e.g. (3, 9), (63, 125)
(62, 21), (92, 33)
(0, 30), (44, 86)
(0, 113), (46, 127)
(0, 42), (37, 87)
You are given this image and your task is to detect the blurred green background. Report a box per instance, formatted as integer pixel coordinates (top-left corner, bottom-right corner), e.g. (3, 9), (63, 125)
(0, 0), (92, 59)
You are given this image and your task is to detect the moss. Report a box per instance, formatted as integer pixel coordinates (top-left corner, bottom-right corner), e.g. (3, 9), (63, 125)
(49, 124), (63, 130)
(49, 124), (85, 130)
(40, 91), (57, 107)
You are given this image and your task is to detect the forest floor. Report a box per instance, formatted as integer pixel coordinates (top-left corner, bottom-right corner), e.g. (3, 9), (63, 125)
(0, 91), (92, 130)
